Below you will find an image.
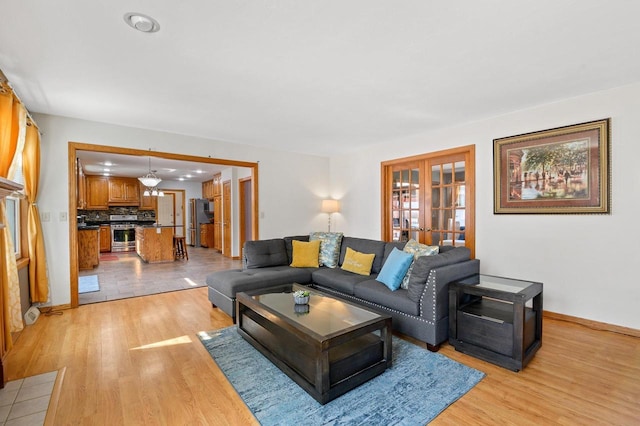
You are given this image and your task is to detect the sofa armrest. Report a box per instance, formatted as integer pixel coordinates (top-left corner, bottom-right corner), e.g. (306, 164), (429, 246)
(418, 259), (480, 322)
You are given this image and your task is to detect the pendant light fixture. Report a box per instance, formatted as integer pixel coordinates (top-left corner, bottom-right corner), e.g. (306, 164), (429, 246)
(139, 156), (164, 196)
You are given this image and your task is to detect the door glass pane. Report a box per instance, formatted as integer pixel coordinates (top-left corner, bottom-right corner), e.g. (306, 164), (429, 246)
(454, 161), (465, 182)
(431, 165), (440, 186)
(443, 163), (453, 184)
(456, 185), (465, 208)
(431, 187), (440, 208)
(393, 171), (400, 188)
(443, 187), (453, 208)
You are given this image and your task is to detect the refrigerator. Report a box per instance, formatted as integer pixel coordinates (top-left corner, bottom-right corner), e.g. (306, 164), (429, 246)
(189, 198), (213, 247)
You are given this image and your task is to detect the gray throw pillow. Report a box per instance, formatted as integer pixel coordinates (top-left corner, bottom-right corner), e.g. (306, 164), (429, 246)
(407, 247), (471, 302)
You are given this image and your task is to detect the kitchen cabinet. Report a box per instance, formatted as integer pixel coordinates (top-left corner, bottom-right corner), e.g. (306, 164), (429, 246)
(136, 226), (174, 263)
(76, 159), (87, 209)
(139, 181), (157, 211)
(78, 228), (100, 270)
(86, 176), (109, 210)
(200, 223), (215, 248)
(108, 177), (140, 205)
(202, 179), (214, 199)
(99, 225), (111, 252)
(213, 173), (222, 197)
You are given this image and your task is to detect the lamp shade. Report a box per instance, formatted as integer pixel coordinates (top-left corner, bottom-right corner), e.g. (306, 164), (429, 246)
(321, 199), (340, 213)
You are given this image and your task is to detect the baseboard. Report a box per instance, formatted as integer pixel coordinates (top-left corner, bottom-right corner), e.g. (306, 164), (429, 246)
(43, 304), (72, 312)
(544, 310), (640, 338)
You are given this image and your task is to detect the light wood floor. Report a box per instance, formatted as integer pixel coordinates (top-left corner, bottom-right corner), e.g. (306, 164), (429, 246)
(7, 287), (640, 425)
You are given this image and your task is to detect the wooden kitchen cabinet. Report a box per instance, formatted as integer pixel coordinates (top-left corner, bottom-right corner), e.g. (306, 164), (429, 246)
(108, 177), (140, 205)
(78, 228), (100, 270)
(200, 223), (215, 248)
(139, 181), (157, 211)
(202, 179), (214, 199)
(213, 173), (222, 197)
(99, 225), (111, 252)
(76, 159), (87, 209)
(86, 176), (110, 210)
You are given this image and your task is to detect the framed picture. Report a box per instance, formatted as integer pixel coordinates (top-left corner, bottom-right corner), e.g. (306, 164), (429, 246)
(494, 118), (610, 214)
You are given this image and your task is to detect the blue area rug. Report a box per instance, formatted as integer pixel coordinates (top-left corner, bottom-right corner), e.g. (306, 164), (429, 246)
(78, 275), (99, 293)
(198, 326), (484, 425)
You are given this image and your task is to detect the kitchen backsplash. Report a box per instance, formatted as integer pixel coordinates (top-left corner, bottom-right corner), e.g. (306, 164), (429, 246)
(78, 207), (156, 222)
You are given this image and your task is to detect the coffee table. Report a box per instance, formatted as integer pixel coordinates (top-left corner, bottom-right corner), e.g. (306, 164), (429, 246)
(236, 283), (392, 404)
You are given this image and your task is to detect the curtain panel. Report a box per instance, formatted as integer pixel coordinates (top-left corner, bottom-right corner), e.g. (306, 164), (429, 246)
(0, 87), (23, 351)
(23, 123), (49, 303)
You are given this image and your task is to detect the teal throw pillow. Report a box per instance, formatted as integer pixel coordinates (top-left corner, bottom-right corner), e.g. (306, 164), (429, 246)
(309, 232), (344, 268)
(376, 247), (414, 291)
(401, 239), (439, 289)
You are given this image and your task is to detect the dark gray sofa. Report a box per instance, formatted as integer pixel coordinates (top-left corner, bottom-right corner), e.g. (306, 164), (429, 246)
(206, 235), (479, 350)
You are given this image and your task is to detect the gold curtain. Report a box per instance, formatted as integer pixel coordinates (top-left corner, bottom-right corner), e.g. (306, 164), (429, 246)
(0, 86), (24, 352)
(22, 122), (49, 303)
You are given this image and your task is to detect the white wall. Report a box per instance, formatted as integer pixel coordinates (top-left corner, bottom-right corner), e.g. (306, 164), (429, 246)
(331, 82), (640, 330)
(34, 114), (330, 307)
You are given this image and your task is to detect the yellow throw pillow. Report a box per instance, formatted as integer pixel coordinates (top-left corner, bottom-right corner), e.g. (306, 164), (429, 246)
(290, 240), (321, 268)
(341, 247), (376, 276)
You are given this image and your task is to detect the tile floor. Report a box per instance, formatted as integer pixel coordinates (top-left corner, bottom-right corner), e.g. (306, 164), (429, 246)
(79, 246), (241, 305)
(0, 371), (57, 426)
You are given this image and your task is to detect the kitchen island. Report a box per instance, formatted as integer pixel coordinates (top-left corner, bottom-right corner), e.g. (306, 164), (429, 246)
(78, 226), (100, 270)
(135, 225), (175, 263)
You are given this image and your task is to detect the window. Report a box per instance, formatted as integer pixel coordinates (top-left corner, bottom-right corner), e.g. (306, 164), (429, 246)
(5, 196), (20, 256)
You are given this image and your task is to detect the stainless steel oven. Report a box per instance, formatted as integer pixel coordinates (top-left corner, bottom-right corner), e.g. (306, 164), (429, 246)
(110, 214), (137, 252)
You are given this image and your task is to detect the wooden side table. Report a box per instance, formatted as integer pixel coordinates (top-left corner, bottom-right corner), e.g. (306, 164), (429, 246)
(449, 274), (543, 371)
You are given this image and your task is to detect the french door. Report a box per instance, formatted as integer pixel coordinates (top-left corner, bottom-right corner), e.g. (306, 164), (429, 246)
(382, 145), (475, 258)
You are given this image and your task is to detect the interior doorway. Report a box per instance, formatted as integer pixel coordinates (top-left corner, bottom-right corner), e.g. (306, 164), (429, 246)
(381, 145), (476, 258)
(68, 142), (259, 308)
(239, 177), (253, 249)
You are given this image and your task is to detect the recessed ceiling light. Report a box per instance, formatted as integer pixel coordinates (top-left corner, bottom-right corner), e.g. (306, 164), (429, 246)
(185, 174), (193, 178)
(178, 178), (185, 181)
(104, 168), (110, 172)
(103, 161), (114, 166)
(195, 169), (204, 174)
(123, 12), (160, 33)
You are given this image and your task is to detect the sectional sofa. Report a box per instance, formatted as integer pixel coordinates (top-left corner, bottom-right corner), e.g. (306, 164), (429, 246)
(206, 235), (479, 350)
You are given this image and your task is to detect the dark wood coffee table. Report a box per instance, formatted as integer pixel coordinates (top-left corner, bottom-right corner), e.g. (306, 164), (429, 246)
(236, 283), (392, 404)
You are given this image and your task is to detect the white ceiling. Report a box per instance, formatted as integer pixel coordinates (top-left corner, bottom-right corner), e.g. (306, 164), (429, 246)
(76, 151), (227, 183)
(1, 1), (640, 158)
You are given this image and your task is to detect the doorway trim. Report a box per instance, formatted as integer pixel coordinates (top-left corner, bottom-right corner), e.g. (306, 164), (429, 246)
(68, 142), (259, 308)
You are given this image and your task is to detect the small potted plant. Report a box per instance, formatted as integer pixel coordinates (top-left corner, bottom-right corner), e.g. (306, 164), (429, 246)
(293, 289), (310, 305)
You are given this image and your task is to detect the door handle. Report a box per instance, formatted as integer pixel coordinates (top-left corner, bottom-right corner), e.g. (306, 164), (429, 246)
(419, 228), (431, 232)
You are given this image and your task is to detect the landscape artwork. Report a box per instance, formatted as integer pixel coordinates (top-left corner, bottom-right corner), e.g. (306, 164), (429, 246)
(494, 119), (610, 214)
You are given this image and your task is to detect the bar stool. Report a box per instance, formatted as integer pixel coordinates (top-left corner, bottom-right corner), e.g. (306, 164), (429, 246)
(173, 235), (188, 261)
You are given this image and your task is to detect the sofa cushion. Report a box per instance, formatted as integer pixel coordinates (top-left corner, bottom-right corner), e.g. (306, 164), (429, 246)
(407, 246), (471, 302)
(311, 268), (372, 295)
(339, 237), (387, 273)
(354, 280), (419, 316)
(401, 239), (439, 289)
(376, 247), (414, 291)
(243, 239), (288, 269)
(284, 235), (310, 264)
(206, 266), (314, 298)
(310, 232), (344, 268)
(290, 240), (320, 268)
(341, 247), (376, 276)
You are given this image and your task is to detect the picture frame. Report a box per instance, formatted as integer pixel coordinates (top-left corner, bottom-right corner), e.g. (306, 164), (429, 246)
(494, 118), (610, 214)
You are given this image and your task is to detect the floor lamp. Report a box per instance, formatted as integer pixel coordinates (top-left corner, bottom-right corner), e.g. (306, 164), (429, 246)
(321, 199), (340, 232)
